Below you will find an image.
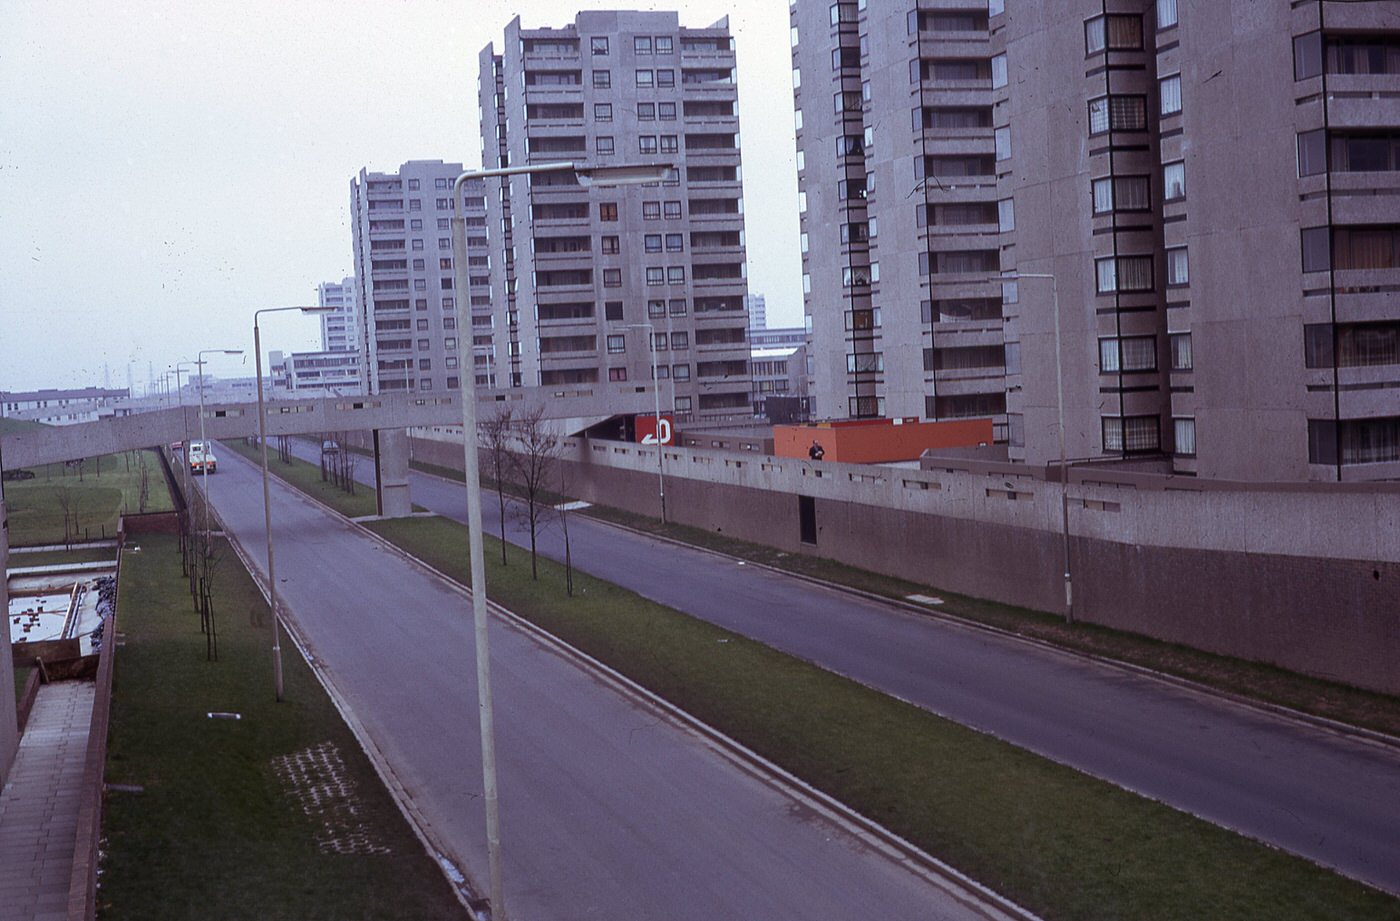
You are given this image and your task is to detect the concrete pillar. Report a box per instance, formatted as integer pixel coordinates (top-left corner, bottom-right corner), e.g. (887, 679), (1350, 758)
(373, 428), (413, 518)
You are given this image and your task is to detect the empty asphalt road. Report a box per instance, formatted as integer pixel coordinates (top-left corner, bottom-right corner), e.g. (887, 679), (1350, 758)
(281, 438), (1400, 895)
(202, 448), (1015, 921)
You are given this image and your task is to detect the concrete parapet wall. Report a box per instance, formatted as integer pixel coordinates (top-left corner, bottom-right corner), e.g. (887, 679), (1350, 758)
(405, 433), (1399, 694)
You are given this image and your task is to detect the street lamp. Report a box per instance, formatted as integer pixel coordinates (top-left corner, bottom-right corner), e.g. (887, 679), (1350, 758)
(1001, 271), (1072, 624)
(254, 306), (336, 702)
(195, 349), (244, 549)
(625, 322), (667, 523)
(451, 158), (674, 921)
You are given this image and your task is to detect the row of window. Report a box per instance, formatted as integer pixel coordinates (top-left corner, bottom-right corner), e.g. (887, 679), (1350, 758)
(586, 35), (677, 57)
(1086, 79), (1180, 135)
(1302, 225), (1400, 273)
(1098, 333), (1193, 373)
(593, 101), (680, 121)
(1093, 249), (1189, 293)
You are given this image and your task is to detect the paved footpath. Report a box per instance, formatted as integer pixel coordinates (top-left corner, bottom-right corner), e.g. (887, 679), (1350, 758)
(0, 682), (95, 921)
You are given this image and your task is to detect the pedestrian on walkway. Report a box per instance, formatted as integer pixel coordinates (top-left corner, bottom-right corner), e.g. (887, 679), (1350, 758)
(808, 440), (825, 461)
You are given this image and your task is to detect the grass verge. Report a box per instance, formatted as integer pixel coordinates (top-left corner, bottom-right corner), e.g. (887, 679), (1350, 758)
(101, 531), (469, 920)
(365, 514), (1399, 921)
(14, 665), (31, 705)
(5, 450), (172, 546)
(406, 458), (1400, 737)
(222, 439), (379, 519)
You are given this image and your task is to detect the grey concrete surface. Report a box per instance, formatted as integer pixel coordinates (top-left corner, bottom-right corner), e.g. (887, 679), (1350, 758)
(279, 437), (1400, 896)
(201, 449), (1008, 921)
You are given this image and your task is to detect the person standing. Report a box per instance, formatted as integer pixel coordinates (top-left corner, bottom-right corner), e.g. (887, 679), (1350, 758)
(808, 440), (825, 461)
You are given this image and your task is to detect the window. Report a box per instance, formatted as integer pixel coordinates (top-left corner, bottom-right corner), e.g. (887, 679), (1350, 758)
(1301, 227), (1330, 273)
(595, 102), (613, 121)
(1163, 161), (1186, 201)
(1335, 226), (1400, 270)
(418, 358), (432, 371)
(606, 334), (626, 353)
(657, 69), (675, 87)
(672, 364), (690, 381)
(998, 198), (1015, 231)
(411, 219), (423, 230)
(1103, 415), (1160, 452)
(1156, 0), (1177, 29)
(656, 36), (673, 54)
(658, 102), (676, 119)
(599, 202), (619, 221)
(1294, 32), (1323, 81)
(596, 136), (615, 155)
(646, 267), (665, 285)
(601, 235), (620, 254)
(593, 70), (611, 88)
(995, 126), (1012, 161)
(660, 135), (678, 154)
(643, 201), (661, 220)
(1086, 15), (1143, 54)
(645, 234), (663, 253)
(669, 298), (687, 316)
(667, 266), (685, 284)
(1092, 175), (1151, 213)
(603, 268), (622, 287)
(591, 37), (609, 55)
(1174, 418), (1196, 456)
(412, 239), (424, 250)
(1170, 332), (1193, 370)
(1096, 255), (1153, 293)
(991, 53), (1007, 89)
(439, 237), (452, 250)
(663, 201), (682, 219)
(638, 102), (656, 120)
(670, 331), (688, 350)
(1089, 95), (1146, 133)
(407, 179), (420, 190)
(636, 69), (654, 88)
(665, 233), (683, 251)
(648, 299), (666, 318)
(639, 135), (658, 154)
(1100, 336), (1157, 373)
(1167, 247), (1189, 286)
(635, 36), (652, 55)
(409, 200), (422, 211)
(1160, 75), (1182, 116)
(435, 197), (450, 210)
(437, 218), (450, 229)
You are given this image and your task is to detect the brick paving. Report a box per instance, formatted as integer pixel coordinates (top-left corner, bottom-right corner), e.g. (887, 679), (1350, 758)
(0, 681), (96, 921)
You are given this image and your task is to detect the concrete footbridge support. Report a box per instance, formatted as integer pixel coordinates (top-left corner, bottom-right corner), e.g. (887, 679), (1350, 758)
(0, 384), (656, 517)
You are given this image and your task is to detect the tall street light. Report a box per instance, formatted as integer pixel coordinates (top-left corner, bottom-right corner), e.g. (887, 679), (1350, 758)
(254, 306), (335, 702)
(195, 349), (244, 549)
(173, 361), (200, 526)
(625, 322), (667, 523)
(1002, 271), (1072, 623)
(451, 159), (674, 921)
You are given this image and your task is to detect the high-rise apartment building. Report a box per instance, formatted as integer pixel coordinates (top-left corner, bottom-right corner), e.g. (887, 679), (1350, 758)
(791, 1), (1009, 428)
(316, 277), (360, 353)
(794, 0), (1400, 482)
(478, 11), (754, 423)
(746, 293), (767, 330)
(349, 161), (492, 395)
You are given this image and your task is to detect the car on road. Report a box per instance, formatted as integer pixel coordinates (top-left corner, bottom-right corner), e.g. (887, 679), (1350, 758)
(321, 439), (341, 455)
(187, 441), (217, 474)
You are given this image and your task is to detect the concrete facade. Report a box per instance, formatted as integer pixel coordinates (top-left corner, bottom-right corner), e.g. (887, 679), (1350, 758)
(792, 0), (1400, 482)
(479, 11), (755, 424)
(349, 161), (491, 397)
(269, 349), (364, 396)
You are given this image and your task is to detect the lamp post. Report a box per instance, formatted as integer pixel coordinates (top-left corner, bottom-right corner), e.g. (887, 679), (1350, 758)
(254, 306), (335, 702)
(625, 322), (667, 523)
(172, 361), (199, 535)
(1002, 271), (1072, 623)
(451, 159), (674, 921)
(194, 349), (244, 549)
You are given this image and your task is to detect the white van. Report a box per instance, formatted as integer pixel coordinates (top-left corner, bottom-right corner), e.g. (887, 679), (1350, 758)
(187, 441), (218, 474)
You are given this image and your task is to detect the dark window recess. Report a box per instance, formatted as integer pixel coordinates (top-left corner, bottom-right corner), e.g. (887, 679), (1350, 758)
(1306, 321), (1400, 368)
(798, 495), (817, 545)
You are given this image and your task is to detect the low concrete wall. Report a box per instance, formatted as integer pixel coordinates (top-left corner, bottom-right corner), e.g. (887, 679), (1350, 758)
(403, 430), (1400, 695)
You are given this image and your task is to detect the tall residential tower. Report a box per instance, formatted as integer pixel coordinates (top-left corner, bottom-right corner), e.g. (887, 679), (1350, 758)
(479, 11), (754, 422)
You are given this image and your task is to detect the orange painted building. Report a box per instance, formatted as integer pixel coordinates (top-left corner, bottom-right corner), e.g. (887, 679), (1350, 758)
(773, 417), (994, 465)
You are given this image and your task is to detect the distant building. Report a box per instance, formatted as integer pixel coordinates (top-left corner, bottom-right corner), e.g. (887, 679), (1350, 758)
(349, 160), (492, 395)
(479, 11), (754, 422)
(317, 277), (361, 353)
(746, 293), (767, 330)
(749, 326), (805, 350)
(268, 350), (364, 396)
(750, 325), (810, 420)
(0, 388), (129, 425)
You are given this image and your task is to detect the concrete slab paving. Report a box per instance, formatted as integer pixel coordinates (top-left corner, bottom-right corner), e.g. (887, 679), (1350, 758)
(0, 682), (96, 921)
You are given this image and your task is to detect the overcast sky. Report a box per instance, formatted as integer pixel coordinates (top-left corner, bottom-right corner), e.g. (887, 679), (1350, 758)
(0, 1), (799, 393)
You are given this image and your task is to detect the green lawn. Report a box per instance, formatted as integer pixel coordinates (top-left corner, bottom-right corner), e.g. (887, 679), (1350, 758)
(0, 416), (48, 435)
(5, 451), (172, 547)
(222, 439), (379, 519)
(365, 514), (1400, 921)
(101, 532), (470, 921)
(7, 547), (119, 568)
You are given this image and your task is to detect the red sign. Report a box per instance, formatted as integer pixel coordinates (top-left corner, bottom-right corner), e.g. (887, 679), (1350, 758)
(635, 414), (674, 446)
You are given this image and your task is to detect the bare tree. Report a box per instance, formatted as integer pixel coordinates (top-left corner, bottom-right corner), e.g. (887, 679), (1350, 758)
(555, 442), (577, 597)
(53, 486), (75, 548)
(480, 405), (515, 566)
(509, 405), (560, 580)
